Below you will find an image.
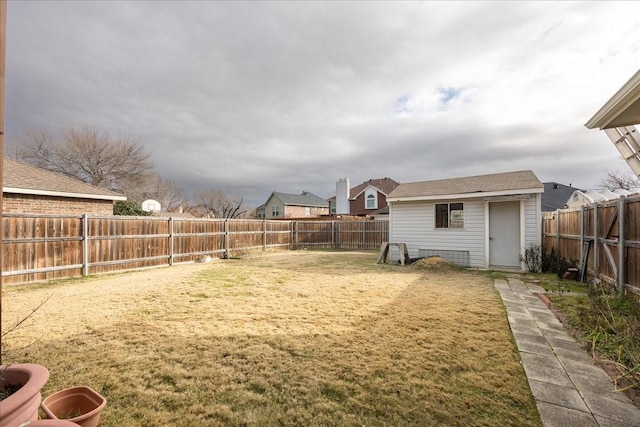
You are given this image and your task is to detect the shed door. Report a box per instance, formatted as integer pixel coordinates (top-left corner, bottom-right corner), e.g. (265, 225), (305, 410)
(489, 201), (520, 267)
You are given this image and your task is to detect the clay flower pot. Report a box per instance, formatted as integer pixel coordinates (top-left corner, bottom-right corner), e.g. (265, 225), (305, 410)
(20, 420), (80, 426)
(0, 363), (50, 427)
(41, 386), (106, 427)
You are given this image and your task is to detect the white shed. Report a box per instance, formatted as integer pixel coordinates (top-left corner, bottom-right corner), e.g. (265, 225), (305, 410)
(387, 170), (543, 271)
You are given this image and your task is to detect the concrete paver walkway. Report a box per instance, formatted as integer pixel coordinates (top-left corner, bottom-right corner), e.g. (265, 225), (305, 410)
(495, 278), (640, 427)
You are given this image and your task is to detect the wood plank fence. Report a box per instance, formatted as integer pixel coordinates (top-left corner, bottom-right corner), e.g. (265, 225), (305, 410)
(542, 194), (640, 297)
(1, 214), (389, 285)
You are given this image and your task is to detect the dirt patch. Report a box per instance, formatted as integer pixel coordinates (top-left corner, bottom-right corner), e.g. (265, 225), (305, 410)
(410, 256), (464, 273)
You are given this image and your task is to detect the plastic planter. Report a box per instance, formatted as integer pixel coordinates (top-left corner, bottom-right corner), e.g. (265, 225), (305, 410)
(41, 386), (106, 427)
(0, 363), (50, 427)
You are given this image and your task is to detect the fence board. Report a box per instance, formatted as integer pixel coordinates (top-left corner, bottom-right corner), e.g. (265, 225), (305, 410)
(542, 195), (640, 296)
(2, 215), (389, 284)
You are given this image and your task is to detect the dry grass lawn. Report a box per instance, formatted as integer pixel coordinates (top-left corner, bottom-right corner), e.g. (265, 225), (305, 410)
(2, 250), (541, 426)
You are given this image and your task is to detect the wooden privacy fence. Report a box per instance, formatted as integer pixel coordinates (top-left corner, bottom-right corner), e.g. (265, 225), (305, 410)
(1, 214), (389, 284)
(542, 194), (640, 296)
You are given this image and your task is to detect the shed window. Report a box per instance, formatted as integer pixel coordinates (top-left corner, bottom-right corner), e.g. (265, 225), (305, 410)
(435, 203), (464, 229)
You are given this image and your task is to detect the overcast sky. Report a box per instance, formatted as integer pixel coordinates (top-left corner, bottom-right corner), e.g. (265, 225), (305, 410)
(5, 1), (640, 207)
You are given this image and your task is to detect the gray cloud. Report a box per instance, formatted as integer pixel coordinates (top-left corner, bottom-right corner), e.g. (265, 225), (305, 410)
(5, 1), (640, 207)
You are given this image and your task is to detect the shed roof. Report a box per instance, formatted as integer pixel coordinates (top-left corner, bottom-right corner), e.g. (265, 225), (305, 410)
(3, 157), (126, 201)
(388, 170), (543, 201)
(271, 191), (328, 207)
(586, 69), (640, 129)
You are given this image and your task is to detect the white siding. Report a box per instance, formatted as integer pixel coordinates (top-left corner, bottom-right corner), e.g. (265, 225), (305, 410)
(389, 199), (486, 267)
(390, 193), (541, 270)
(524, 193), (541, 248)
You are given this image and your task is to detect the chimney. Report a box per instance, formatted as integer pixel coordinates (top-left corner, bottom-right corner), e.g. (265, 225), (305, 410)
(336, 178), (350, 214)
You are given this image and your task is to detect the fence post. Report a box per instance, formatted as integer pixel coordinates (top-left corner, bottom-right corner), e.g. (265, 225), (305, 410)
(82, 214), (89, 276)
(263, 219), (267, 251)
(618, 196), (626, 293)
(169, 217), (174, 266)
(331, 221), (338, 249)
(362, 221), (366, 250)
(224, 219), (229, 258)
(555, 210), (561, 257)
(580, 206), (585, 270)
(291, 221), (297, 250)
(593, 204), (599, 278)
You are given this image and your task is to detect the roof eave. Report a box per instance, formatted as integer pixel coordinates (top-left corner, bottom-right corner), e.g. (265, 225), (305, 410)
(586, 69), (640, 130)
(388, 188), (543, 203)
(283, 203), (328, 208)
(3, 187), (127, 201)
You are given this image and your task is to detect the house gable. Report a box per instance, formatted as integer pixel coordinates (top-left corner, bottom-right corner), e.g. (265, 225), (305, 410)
(264, 193), (285, 218)
(330, 177), (400, 216)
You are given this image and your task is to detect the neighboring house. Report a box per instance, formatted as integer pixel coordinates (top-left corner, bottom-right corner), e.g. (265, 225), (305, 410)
(262, 191), (329, 219)
(254, 204), (266, 219)
(542, 182), (581, 211)
(3, 157), (126, 215)
(563, 188), (640, 209)
(387, 170), (543, 271)
(328, 177), (400, 218)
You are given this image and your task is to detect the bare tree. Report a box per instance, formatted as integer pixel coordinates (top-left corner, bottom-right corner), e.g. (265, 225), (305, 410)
(599, 169), (640, 191)
(152, 176), (189, 212)
(191, 189), (247, 219)
(17, 126), (154, 194)
(129, 174), (188, 212)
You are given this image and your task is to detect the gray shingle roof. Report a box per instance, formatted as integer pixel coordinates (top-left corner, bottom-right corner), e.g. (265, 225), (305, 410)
(542, 182), (581, 211)
(272, 191), (328, 207)
(3, 157), (126, 200)
(388, 170), (543, 199)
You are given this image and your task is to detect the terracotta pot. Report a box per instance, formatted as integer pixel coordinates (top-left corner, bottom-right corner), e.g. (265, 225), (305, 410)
(0, 363), (50, 427)
(41, 386), (106, 427)
(20, 420), (80, 426)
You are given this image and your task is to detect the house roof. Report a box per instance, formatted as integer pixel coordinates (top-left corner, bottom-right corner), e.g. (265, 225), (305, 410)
(541, 182), (581, 212)
(370, 206), (389, 215)
(586, 69), (640, 129)
(271, 191), (328, 207)
(328, 177), (400, 201)
(3, 157), (126, 201)
(387, 170), (543, 201)
(349, 177), (400, 199)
